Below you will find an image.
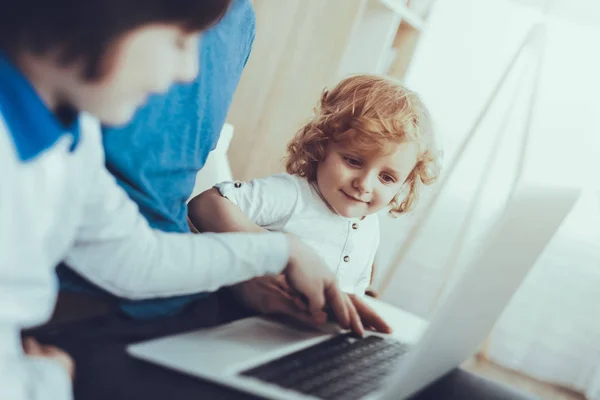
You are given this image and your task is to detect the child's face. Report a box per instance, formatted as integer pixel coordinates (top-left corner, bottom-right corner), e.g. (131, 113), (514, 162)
(316, 141), (419, 218)
(65, 24), (200, 125)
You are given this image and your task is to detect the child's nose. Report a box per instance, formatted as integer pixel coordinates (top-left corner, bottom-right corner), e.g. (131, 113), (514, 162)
(353, 173), (375, 193)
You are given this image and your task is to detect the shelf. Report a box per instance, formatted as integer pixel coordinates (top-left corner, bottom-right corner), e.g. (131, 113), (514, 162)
(379, 0), (427, 31)
(337, 0), (429, 77)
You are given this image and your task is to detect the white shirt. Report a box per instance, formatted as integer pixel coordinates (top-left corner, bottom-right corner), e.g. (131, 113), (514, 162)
(0, 113), (290, 400)
(216, 174), (380, 295)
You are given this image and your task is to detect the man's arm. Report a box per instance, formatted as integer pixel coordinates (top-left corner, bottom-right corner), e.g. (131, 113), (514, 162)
(0, 133), (72, 400)
(64, 124), (353, 328)
(65, 164), (289, 299)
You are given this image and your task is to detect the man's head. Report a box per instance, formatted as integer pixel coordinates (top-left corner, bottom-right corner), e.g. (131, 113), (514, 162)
(0, 0), (231, 125)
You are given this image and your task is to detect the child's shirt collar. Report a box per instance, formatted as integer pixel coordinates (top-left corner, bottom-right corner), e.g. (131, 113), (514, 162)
(0, 52), (80, 162)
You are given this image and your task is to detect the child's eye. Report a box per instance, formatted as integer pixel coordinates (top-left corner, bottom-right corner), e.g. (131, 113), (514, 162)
(343, 156), (362, 167)
(381, 174), (396, 183)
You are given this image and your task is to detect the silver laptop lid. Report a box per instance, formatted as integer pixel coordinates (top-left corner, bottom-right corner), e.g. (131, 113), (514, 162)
(380, 184), (580, 400)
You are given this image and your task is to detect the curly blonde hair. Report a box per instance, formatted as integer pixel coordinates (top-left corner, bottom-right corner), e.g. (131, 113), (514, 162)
(286, 74), (441, 217)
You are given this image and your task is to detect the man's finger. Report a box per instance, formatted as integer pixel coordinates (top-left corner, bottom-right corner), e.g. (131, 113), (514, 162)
(274, 297), (328, 326)
(23, 337), (43, 355)
(304, 284), (326, 315)
(267, 276), (309, 312)
(293, 297), (308, 311)
(266, 281), (296, 302)
(274, 275), (294, 293)
(351, 295), (392, 334)
(346, 295), (365, 337)
(324, 284), (349, 329)
(43, 345), (65, 356)
(285, 272), (326, 315)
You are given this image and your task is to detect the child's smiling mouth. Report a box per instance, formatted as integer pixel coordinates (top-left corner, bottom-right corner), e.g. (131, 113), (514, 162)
(340, 190), (369, 204)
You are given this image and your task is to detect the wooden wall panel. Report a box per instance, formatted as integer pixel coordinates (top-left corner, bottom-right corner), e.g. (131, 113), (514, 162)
(226, 0), (365, 180)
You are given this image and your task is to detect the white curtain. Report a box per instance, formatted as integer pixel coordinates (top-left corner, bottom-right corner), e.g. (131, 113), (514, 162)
(375, 0), (600, 396)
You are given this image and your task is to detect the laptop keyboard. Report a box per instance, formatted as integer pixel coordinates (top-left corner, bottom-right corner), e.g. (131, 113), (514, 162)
(240, 334), (408, 399)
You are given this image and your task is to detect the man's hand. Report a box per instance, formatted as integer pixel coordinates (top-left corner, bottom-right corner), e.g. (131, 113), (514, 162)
(23, 337), (75, 380)
(283, 234), (364, 335)
(232, 275), (393, 336)
(346, 294), (392, 334)
(231, 275), (329, 326)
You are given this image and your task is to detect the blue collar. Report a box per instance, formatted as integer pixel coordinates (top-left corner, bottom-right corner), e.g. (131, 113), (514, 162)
(0, 52), (80, 162)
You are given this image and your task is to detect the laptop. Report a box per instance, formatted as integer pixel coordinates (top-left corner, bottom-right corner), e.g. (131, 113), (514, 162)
(128, 184), (579, 400)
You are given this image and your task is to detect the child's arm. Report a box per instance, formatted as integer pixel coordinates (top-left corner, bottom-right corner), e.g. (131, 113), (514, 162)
(188, 174), (301, 234)
(188, 188), (266, 233)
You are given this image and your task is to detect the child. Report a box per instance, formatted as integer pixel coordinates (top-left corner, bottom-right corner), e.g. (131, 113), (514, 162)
(189, 74), (441, 298)
(0, 1), (358, 398)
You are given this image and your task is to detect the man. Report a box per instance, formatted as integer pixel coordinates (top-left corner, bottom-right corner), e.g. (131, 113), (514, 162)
(3, 0), (357, 397)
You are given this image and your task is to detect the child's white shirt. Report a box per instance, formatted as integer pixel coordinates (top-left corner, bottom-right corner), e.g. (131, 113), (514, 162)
(216, 174), (380, 295)
(0, 113), (290, 400)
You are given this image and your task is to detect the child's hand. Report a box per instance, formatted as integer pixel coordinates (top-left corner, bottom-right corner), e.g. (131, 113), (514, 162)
(23, 337), (75, 380)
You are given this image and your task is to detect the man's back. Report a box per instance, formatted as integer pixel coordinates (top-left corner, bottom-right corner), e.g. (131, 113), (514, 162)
(103, 0), (255, 233)
(58, 0), (256, 318)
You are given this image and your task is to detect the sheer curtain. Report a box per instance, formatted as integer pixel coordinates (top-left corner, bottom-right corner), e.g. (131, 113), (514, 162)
(375, 0), (600, 396)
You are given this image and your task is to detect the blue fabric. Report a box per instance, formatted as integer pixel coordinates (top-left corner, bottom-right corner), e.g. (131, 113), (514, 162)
(0, 53), (80, 161)
(103, 0), (255, 234)
(57, 0), (256, 319)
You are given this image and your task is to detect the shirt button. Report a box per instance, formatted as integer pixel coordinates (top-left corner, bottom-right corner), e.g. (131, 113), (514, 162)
(352, 223), (358, 230)
(343, 255), (350, 262)
(234, 181), (242, 188)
